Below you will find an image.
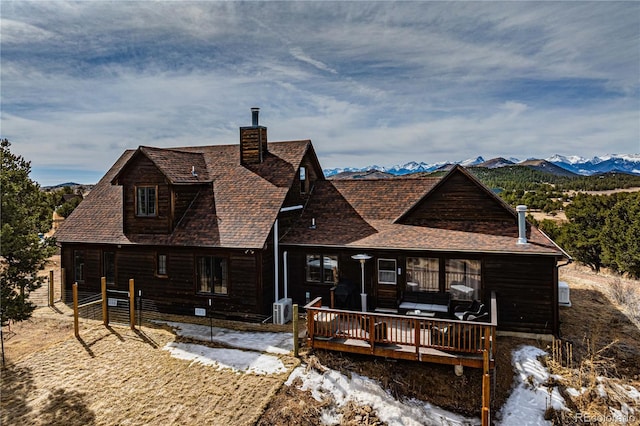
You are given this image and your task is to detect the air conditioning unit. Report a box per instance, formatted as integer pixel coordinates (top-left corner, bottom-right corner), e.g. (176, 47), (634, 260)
(558, 281), (571, 307)
(273, 298), (293, 325)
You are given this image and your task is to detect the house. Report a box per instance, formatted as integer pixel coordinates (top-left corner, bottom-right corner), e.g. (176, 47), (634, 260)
(55, 108), (569, 334)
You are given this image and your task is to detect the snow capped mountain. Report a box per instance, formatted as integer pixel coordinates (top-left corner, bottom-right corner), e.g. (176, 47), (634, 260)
(324, 154), (640, 177)
(460, 156), (485, 167)
(546, 154), (588, 165)
(546, 154), (640, 175)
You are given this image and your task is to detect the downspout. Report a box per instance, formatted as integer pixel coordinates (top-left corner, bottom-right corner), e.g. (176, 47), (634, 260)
(274, 205), (303, 304)
(274, 219), (279, 302)
(284, 251), (288, 299)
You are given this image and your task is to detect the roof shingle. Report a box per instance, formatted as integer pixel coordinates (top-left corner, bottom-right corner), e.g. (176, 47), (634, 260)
(56, 141), (310, 249)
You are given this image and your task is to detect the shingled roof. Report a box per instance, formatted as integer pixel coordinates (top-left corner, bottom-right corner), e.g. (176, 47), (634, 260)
(281, 170), (568, 257)
(112, 146), (212, 184)
(55, 140), (312, 249)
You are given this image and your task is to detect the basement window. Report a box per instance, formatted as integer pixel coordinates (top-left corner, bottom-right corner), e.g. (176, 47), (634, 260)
(196, 256), (228, 295)
(136, 186), (157, 217)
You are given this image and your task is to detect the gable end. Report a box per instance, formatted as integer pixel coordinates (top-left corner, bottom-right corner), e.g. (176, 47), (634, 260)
(396, 165), (522, 236)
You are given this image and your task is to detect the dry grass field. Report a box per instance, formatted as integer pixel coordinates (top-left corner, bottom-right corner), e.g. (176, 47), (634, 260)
(1, 256), (300, 426)
(2, 257), (639, 425)
(1, 312), (299, 426)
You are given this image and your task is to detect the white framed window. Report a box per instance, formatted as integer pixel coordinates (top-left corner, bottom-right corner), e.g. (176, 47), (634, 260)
(378, 258), (397, 285)
(136, 186), (157, 217)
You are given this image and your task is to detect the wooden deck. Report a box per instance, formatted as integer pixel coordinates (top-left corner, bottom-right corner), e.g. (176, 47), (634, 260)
(304, 292), (497, 369)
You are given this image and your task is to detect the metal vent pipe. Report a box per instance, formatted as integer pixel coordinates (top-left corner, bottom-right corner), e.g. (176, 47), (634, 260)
(251, 107), (260, 127)
(516, 205), (528, 244)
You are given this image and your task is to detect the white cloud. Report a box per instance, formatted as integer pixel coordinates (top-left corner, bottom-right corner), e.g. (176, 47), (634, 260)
(289, 47), (338, 74)
(1, 1), (638, 185)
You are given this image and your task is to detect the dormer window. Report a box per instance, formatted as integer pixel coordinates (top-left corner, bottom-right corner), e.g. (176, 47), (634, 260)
(136, 186), (157, 217)
(300, 166), (307, 194)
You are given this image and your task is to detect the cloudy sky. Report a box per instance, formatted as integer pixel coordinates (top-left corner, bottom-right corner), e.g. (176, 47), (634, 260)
(2, 1), (639, 186)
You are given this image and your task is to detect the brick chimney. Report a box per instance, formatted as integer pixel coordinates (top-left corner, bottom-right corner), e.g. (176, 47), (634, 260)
(240, 107), (268, 165)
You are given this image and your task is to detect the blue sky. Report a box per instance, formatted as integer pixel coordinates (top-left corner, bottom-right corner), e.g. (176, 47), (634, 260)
(2, 1), (639, 186)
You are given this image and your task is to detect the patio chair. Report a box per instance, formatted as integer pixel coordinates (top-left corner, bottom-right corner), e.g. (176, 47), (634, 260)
(454, 300), (485, 321)
(466, 312), (489, 322)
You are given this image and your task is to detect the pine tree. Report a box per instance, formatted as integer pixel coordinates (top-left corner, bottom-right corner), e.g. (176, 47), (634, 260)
(601, 192), (640, 278)
(1, 139), (56, 325)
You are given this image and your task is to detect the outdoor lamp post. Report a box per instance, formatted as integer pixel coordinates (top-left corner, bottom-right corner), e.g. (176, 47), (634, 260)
(351, 254), (372, 312)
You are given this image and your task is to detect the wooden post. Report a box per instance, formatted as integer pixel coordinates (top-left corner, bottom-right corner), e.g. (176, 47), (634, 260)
(368, 315), (374, 353)
(48, 270), (54, 306)
(293, 304), (299, 357)
(73, 282), (79, 338)
(481, 348), (491, 426)
(101, 277), (108, 326)
(129, 279), (135, 330)
(306, 308), (314, 349)
(415, 319), (421, 359)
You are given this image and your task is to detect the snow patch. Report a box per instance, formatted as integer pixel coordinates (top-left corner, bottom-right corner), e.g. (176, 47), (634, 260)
(163, 342), (287, 375)
(286, 366), (479, 426)
(155, 320), (293, 354)
(498, 346), (567, 425)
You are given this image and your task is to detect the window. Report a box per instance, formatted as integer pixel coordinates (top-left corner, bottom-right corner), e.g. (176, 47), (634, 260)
(136, 186), (157, 217)
(378, 259), (397, 285)
(300, 166), (307, 194)
(305, 254), (338, 284)
(445, 259), (481, 300)
(157, 254), (167, 276)
(196, 256), (228, 295)
(406, 257), (439, 292)
(74, 250), (85, 283)
(103, 251), (115, 285)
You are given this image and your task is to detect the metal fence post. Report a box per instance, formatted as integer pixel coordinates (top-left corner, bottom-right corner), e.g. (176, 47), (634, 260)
(129, 279), (135, 330)
(73, 282), (79, 338)
(101, 277), (108, 326)
(138, 290), (142, 328)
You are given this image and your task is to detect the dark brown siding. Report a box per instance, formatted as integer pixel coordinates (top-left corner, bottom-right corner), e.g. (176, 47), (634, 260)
(60, 239), (559, 332)
(483, 255), (557, 334)
(172, 185), (207, 229)
(283, 245), (559, 334)
(60, 243), (267, 318)
(282, 150), (323, 209)
(261, 247), (274, 313)
(400, 171), (518, 235)
(60, 244), (109, 301)
(285, 248), (372, 310)
(119, 155), (171, 234)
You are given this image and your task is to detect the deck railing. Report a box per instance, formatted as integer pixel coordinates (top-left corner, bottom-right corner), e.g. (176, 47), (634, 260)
(305, 291), (497, 365)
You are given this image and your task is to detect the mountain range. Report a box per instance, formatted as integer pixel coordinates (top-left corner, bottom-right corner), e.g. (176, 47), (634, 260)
(324, 154), (640, 178)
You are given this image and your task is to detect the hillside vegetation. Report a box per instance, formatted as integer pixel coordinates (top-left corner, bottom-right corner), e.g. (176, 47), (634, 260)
(465, 167), (640, 278)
